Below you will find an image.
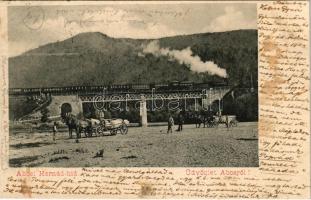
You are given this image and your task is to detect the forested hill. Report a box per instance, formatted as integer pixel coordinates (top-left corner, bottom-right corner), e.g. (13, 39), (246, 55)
(9, 30), (257, 88)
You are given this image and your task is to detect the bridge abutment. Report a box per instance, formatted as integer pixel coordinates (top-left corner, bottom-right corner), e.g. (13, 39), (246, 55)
(47, 95), (83, 117)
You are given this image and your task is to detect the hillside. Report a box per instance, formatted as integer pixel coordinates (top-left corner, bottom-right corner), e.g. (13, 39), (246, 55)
(9, 30), (257, 88)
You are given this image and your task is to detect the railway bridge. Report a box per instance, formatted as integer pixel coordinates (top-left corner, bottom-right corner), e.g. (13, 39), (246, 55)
(9, 85), (232, 126)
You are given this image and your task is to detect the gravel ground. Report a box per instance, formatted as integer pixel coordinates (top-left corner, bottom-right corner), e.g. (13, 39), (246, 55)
(9, 122), (258, 167)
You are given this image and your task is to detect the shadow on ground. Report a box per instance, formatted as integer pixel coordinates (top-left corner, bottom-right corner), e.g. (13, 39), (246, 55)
(9, 155), (39, 167)
(10, 142), (53, 149)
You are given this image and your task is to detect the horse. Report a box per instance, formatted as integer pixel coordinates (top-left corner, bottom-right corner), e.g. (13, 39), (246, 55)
(194, 111), (215, 128)
(62, 113), (82, 139)
(194, 113), (204, 128)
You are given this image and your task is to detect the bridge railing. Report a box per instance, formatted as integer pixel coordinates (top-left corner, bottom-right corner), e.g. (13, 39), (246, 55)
(79, 87), (232, 102)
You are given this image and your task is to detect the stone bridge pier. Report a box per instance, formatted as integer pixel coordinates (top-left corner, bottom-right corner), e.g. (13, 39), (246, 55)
(140, 96), (148, 127)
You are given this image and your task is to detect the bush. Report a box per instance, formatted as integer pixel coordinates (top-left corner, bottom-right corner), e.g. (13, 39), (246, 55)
(9, 98), (38, 120)
(234, 93), (258, 122)
(38, 123), (51, 130)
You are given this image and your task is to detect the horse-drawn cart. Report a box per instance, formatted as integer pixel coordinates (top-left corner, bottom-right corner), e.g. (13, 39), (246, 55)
(95, 118), (129, 136)
(213, 115), (238, 127)
(195, 112), (238, 128)
(79, 118), (129, 137)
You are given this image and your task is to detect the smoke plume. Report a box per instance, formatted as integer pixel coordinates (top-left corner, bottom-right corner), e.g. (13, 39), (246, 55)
(142, 40), (227, 78)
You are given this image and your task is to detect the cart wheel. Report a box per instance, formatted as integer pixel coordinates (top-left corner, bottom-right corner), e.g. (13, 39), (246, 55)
(95, 126), (103, 137)
(110, 129), (117, 135)
(120, 123), (128, 135)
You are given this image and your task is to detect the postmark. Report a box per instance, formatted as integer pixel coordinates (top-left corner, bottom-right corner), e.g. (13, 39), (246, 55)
(23, 6), (45, 30)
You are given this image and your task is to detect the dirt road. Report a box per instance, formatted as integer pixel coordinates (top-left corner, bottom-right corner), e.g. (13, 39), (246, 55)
(9, 122), (258, 167)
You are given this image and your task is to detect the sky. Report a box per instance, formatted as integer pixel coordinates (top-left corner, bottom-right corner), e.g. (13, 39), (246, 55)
(8, 3), (257, 57)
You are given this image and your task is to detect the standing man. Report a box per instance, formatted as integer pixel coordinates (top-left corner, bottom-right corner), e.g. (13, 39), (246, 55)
(225, 115), (229, 129)
(167, 114), (174, 134)
(177, 111), (184, 132)
(52, 121), (58, 141)
(195, 112), (201, 128)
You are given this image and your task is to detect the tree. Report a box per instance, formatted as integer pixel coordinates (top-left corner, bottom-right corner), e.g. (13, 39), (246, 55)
(233, 93), (258, 122)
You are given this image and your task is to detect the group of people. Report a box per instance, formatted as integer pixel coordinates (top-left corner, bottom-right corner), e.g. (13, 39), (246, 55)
(167, 112), (184, 134)
(52, 110), (223, 140)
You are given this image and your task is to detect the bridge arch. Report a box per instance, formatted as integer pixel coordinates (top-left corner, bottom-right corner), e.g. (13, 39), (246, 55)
(61, 103), (72, 117)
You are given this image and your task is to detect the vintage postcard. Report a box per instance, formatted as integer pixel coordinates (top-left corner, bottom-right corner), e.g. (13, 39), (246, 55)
(0, 0), (310, 199)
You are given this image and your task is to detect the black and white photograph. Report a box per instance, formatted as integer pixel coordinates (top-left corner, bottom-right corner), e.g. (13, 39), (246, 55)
(8, 3), (258, 167)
